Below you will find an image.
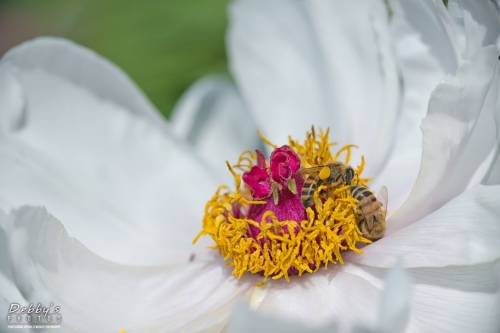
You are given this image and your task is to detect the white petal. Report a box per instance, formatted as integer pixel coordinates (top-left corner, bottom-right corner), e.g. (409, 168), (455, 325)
(171, 76), (265, 183)
(374, 0), (460, 212)
(254, 261), (500, 332)
(389, 0), (460, 73)
(0, 38), (220, 265)
(389, 46), (500, 231)
(345, 184), (500, 268)
(344, 263), (500, 333)
(405, 263), (500, 333)
(0, 64), (25, 132)
(376, 265), (412, 333)
(0, 211), (25, 305)
(1, 37), (163, 125)
(483, 75), (500, 185)
(484, 144), (500, 185)
(0, 271), (27, 314)
(2, 206), (259, 332)
(0, 209), (9, 274)
(254, 265), (383, 331)
(228, 302), (338, 333)
(228, 0), (399, 174)
(447, 0), (500, 60)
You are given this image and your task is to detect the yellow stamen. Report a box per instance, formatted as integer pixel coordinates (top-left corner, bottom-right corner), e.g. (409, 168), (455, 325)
(195, 126), (372, 281)
(257, 129), (278, 149)
(332, 144), (358, 165)
(233, 150), (257, 171)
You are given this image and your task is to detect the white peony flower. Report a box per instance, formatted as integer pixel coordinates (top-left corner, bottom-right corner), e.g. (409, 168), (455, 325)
(0, 1), (499, 333)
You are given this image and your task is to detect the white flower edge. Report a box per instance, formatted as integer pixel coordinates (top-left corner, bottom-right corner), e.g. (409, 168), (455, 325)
(483, 91), (500, 185)
(0, 37), (164, 126)
(0, 37), (225, 266)
(446, 0), (500, 60)
(373, 0), (462, 212)
(375, 0), (500, 212)
(389, 45), (500, 232)
(227, 0), (400, 177)
(0, 206), (261, 332)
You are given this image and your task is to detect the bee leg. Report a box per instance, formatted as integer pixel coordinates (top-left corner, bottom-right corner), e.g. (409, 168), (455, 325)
(320, 189), (334, 201)
(302, 197), (314, 208)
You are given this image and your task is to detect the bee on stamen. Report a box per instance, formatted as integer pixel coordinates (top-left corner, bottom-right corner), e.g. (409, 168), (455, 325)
(298, 162), (387, 241)
(350, 185), (387, 241)
(298, 161), (355, 208)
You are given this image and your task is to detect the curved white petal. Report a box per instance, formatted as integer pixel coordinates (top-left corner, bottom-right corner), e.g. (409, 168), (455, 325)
(228, 302), (338, 333)
(228, 0), (399, 175)
(253, 265), (383, 331)
(171, 76), (265, 183)
(0, 64), (25, 132)
(0, 38), (220, 265)
(0, 271), (27, 315)
(0, 209), (9, 274)
(374, 0), (461, 212)
(376, 265), (412, 333)
(1, 37), (164, 125)
(345, 184), (500, 268)
(390, 0), (460, 73)
(380, 1), (500, 213)
(2, 206), (259, 332)
(447, 0), (500, 60)
(389, 45), (499, 230)
(253, 260), (500, 333)
(484, 138), (500, 184)
(0, 204), (24, 305)
(405, 262), (500, 333)
(344, 263), (500, 333)
(230, 266), (412, 333)
(483, 74), (500, 185)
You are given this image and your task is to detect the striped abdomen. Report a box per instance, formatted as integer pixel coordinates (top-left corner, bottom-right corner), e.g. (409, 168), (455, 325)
(301, 175), (322, 207)
(351, 185), (386, 241)
(351, 185), (379, 218)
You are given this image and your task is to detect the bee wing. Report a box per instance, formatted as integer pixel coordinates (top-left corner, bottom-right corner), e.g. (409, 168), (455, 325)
(297, 166), (325, 175)
(377, 186), (389, 219)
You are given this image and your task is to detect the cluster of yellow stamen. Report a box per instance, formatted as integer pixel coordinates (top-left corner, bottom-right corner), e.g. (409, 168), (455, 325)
(193, 127), (372, 281)
(288, 127), (370, 185)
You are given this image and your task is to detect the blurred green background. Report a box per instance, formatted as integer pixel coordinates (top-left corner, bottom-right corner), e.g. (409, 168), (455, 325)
(0, 0), (230, 118)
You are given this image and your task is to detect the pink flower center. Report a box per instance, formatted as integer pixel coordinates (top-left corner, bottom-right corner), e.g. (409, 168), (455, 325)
(270, 146), (301, 185)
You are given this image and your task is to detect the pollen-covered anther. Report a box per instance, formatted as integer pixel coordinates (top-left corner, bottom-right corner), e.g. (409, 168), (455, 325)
(194, 126), (372, 281)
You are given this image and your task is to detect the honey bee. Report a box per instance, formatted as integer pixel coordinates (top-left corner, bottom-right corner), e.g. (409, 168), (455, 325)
(298, 161), (355, 208)
(298, 161), (388, 241)
(351, 185), (388, 241)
